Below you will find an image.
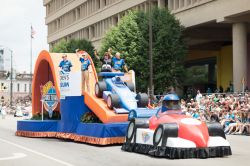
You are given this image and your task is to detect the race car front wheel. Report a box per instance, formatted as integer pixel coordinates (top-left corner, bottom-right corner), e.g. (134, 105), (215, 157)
(107, 94), (120, 109)
(153, 123), (178, 147)
(126, 118), (149, 143)
(206, 122), (226, 139)
(154, 126), (163, 146)
(95, 81), (107, 98)
(126, 121), (135, 142)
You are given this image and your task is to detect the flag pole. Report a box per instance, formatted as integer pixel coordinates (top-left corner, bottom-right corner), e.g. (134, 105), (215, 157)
(30, 25), (33, 98)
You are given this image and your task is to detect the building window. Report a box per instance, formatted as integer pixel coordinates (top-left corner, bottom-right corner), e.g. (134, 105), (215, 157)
(17, 83), (20, 92)
(114, 15), (119, 25)
(77, 7), (80, 19)
(24, 84), (27, 92)
(97, 0), (100, 9)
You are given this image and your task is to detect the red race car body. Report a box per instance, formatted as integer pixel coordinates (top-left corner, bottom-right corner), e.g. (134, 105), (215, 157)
(122, 108), (232, 159)
(149, 113), (209, 148)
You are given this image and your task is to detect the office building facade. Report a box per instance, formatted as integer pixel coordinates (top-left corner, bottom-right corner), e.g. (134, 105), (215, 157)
(44, 0), (250, 92)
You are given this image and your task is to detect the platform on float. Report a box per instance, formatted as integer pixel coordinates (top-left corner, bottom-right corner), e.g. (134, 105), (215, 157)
(16, 120), (128, 145)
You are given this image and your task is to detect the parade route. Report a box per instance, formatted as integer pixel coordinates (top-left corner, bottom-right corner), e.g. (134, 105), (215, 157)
(0, 115), (249, 166)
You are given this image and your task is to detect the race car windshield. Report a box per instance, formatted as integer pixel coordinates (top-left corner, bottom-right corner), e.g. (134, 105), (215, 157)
(162, 100), (181, 110)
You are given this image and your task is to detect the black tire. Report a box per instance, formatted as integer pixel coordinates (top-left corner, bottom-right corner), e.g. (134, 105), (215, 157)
(125, 82), (135, 92)
(126, 118), (149, 143)
(107, 94), (120, 109)
(136, 93), (149, 107)
(95, 81), (106, 98)
(153, 123), (178, 147)
(206, 122), (226, 139)
(126, 121), (136, 142)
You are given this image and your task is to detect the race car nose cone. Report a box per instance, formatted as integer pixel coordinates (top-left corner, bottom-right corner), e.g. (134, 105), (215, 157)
(179, 120), (209, 148)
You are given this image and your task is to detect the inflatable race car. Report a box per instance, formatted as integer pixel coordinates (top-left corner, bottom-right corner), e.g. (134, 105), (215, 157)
(95, 72), (153, 114)
(122, 94), (232, 159)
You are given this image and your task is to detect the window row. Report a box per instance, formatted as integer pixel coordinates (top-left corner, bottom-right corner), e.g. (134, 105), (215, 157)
(168, 0), (211, 11)
(47, 0), (122, 35)
(50, 1), (152, 48)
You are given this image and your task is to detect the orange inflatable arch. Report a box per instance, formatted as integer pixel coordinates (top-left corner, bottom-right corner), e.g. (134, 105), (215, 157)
(32, 50), (61, 115)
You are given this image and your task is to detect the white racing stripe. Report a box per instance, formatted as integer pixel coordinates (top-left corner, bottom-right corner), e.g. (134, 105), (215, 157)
(0, 153), (26, 161)
(0, 138), (74, 166)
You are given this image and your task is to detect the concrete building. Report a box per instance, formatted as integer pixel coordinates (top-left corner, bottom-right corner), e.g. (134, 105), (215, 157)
(44, 0), (165, 49)
(44, 0), (250, 92)
(0, 71), (32, 103)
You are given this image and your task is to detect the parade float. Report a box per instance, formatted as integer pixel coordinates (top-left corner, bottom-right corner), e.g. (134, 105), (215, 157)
(15, 50), (232, 159)
(16, 50), (153, 145)
(122, 94), (232, 159)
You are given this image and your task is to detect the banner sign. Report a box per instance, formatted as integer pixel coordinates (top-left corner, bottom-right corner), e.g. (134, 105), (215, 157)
(59, 70), (81, 99)
(40, 81), (58, 118)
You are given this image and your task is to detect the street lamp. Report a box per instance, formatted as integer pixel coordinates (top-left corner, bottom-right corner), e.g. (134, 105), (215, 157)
(0, 46), (13, 107)
(148, 0), (154, 98)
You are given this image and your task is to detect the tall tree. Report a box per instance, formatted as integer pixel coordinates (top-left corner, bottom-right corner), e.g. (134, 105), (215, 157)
(102, 8), (186, 93)
(151, 8), (186, 93)
(101, 11), (149, 92)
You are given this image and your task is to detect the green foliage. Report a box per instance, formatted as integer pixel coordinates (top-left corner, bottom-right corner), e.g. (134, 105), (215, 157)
(51, 39), (68, 53)
(51, 38), (98, 66)
(151, 8), (187, 93)
(101, 11), (149, 92)
(81, 112), (102, 123)
(30, 111), (61, 120)
(101, 9), (187, 93)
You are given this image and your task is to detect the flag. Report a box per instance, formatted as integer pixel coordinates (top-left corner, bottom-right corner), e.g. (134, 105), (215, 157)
(31, 26), (36, 38)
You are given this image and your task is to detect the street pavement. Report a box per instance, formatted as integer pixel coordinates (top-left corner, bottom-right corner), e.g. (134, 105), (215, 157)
(0, 115), (249, 166)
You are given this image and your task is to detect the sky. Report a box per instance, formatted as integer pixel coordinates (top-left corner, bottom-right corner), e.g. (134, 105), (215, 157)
(0, 0), (48, 73)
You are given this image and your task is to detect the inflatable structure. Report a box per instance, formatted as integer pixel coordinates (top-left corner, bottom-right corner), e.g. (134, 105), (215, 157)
(16, 50), (136, 145)
(122, 94), (232, 159)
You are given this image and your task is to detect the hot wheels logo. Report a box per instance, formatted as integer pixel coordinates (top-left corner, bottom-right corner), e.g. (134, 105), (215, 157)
(142, 132), (150, 143)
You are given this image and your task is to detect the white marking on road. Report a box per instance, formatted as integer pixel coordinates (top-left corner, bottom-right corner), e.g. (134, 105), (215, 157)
(0, 153), (26, 161)
(0, 138), (74, 166)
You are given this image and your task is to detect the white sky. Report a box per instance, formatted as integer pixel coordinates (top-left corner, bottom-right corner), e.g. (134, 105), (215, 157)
(0, 0), (48, 73)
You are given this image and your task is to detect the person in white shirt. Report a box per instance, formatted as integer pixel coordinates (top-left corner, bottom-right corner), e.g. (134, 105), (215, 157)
(195, 90), (202, 104)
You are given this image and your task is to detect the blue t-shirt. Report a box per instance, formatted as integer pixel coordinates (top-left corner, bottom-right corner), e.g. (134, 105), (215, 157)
(112, 57), (125, 70)
(79, 58), (91, 71)
(59, 60), (72, 72)
(192, 113), (200, 119)
(225, 113), (235, 126)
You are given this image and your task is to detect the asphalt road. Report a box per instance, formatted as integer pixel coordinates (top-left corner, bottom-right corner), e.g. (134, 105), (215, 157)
(0, 115), (249, 166)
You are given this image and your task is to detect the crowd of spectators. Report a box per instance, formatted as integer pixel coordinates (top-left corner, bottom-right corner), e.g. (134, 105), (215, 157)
(179, 91), (250, 135)
(152, 90), (250, 136)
